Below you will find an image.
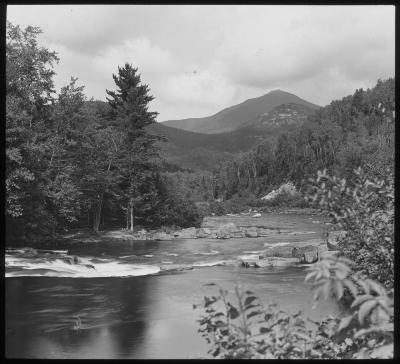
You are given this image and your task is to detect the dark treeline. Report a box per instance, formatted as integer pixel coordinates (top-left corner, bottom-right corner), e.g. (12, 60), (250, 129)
(211, 78), (394, 201)
(6, 22), (202, 245)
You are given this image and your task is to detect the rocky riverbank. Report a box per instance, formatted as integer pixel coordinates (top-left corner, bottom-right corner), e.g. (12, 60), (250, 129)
(49, 212), (345, 270)
(64, 211), (330, 243)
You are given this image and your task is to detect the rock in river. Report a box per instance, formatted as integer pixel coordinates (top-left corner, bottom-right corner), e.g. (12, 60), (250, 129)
(244, 227), (258, 238)
(175, 227), (197, 239)
(293, 245), (319, 264)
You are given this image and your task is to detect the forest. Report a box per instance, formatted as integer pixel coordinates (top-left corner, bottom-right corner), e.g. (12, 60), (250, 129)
(6, 21), (202, 246)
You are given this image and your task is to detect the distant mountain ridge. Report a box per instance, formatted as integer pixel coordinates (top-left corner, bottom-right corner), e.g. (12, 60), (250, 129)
(161, 89), (320, 134)
(148, 99), (317, 171)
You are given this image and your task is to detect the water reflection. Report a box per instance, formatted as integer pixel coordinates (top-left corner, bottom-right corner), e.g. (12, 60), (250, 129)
(6, 276), (152, 358)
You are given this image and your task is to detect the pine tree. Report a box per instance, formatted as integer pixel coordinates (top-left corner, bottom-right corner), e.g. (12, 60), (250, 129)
(106, 63), (160, 230)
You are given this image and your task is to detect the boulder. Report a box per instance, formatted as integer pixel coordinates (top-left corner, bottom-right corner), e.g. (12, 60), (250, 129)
(153, 232), (174, 241)
(176, 227), (197, 239)
(262, 245), (295, 258)
(230, 231), (246, 238)
(254, 257), (300, 268)
(61, 255), (80, 265)
(21, 247), (38, 257)
(196, 228), (211, 238)
(292, 245), (319, 264)
(327, 230), (346, 250)
(160, 264), (194, 272)
(244, 227), (258, 238)
(237, 254), (260, 267)
(216, 231), (231, 239)
(301, 250), (319, 264)
(257, 228), (275, 236)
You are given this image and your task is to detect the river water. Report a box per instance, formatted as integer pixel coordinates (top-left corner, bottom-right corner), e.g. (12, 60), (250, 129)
(5, 213), (341, 359)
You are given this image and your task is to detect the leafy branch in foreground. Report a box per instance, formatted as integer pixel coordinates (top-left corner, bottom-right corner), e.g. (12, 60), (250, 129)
(306, 167), (394, 288)
(195, 255), (393, 359)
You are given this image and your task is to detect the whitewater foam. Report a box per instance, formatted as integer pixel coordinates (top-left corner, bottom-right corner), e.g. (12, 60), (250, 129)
(192, 260), (235, 267)
(197, 250), (219, 256)
(5, 255), (160, 278)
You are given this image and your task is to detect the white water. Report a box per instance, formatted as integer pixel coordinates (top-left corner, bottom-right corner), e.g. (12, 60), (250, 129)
(5, 254), (160, 278)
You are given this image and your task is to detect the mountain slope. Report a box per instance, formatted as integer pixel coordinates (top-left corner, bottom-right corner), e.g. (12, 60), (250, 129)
(161, 89), (320, 134)
(148, 101), (316, 171)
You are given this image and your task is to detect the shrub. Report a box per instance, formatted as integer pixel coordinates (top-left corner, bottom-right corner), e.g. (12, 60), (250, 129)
(306, 167), (394, 288)
(195, 255), (393, 359)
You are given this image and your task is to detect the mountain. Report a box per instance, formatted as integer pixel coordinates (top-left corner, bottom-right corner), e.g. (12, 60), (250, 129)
(161, 90), (320, 134)
(148, 101), (317, 171)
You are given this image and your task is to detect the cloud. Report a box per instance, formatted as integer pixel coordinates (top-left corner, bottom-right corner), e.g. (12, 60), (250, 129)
(7, 5), (395, 120)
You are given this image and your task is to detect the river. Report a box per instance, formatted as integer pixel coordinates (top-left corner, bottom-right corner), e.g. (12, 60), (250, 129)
(5, 212), (341, 359)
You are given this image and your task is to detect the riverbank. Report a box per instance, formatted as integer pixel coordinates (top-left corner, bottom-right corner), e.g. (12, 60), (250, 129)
(63, 208), (329, 243)
(44, 210), (340, 271)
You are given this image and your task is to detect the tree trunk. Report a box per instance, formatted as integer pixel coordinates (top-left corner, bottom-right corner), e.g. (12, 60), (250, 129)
(93, 160), (112, 232)
(93, 194), (103, 232)
(126, 205), (129, 230)
(130, 205), (134, 231)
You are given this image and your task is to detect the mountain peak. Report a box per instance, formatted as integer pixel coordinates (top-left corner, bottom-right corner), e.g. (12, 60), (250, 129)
(163, 90), (320, 134)
(266, 89), (293, 96)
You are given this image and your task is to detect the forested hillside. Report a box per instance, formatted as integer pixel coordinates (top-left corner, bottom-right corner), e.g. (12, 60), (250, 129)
(155, 78), (394, 208)
(211, 78), (394, 202)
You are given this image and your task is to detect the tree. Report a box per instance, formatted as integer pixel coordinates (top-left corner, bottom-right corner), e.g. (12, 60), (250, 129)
(106, 63), (160, 230)
(6, 21), (59, 243)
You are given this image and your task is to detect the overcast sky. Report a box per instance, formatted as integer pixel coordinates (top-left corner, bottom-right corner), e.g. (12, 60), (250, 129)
(7, 5), (395, 121)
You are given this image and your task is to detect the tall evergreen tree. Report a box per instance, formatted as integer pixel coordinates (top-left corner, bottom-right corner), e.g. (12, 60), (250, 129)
(106, 63), (160, 230)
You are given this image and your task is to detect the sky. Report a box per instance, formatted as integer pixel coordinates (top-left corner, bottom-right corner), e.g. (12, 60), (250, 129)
(7, 5), (395, 121)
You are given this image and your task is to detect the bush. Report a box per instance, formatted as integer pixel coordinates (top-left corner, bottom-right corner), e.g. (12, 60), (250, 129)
(156, 196), (204, 228)
(195, 254), (393, 359)
(306, 167), (394, 288)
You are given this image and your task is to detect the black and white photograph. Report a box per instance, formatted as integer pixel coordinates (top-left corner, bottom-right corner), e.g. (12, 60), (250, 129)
(5, 4), (394, 359)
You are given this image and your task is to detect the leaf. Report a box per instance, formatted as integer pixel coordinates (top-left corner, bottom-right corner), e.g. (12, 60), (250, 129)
(293, 331), (312, 342)
(245, 304), (259, 311)
(204, 298), (217, 308)
(322, 281), (332, 300)
(343, 279), (359, 297)
(365, 279), (385, 295)
(244, 296), (257, 306)
(370, 344), (393, 359)
(358, 300), (378, 324)
(337, 315), (354, 332)
(260, 326), (271, 334)
(351, 294), (374, 308)
(247, 310), (262, 319)
(305, 270), (317, 282)
(335, 280), (344, 300)
(227, 304), (240, 320)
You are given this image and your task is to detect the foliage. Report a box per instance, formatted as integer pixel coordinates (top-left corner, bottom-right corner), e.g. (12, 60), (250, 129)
(306, 167), (394, 288)
(195, 254), (393, 359)
(6, 22), (204, 244)
(6, 21), (59, 244)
